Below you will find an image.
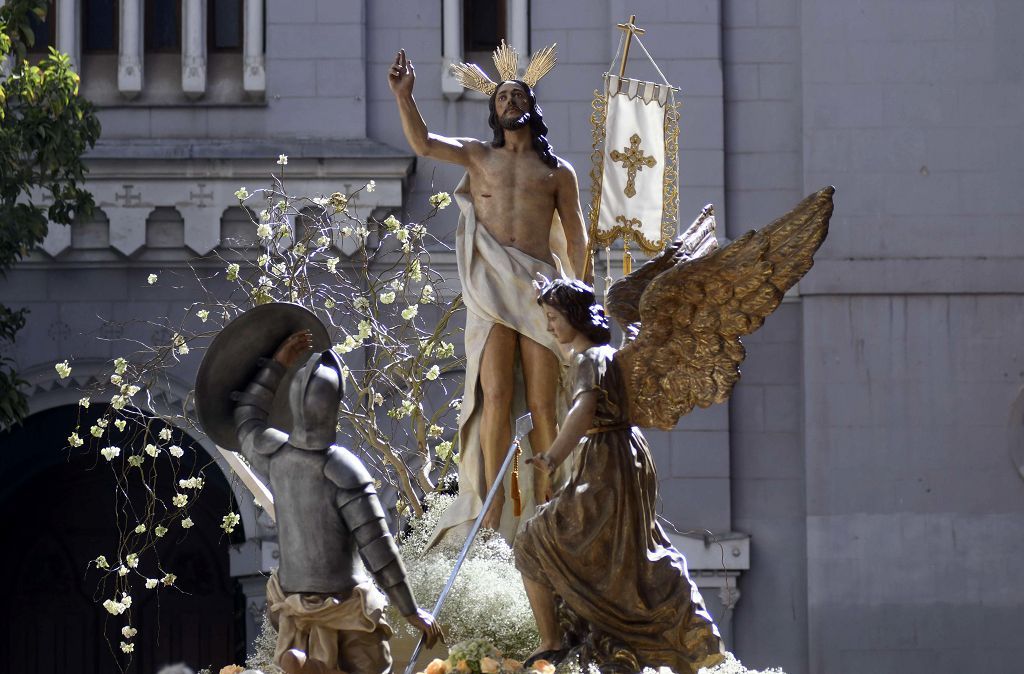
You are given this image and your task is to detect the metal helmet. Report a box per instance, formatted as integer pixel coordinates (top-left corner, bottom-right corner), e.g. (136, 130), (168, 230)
(287, 349), (345, 450)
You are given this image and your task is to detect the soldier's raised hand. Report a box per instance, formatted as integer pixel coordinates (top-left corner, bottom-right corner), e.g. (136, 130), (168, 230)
(273, 330), (314, 369)
(388, 49), (416, 97)
(405, 607), (443, 648)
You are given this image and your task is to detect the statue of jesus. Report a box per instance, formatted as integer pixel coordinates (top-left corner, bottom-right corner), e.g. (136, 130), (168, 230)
(388, 48), (589, 540)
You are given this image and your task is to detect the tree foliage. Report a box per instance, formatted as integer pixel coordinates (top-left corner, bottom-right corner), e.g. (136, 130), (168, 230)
(0, 0), (101, 427)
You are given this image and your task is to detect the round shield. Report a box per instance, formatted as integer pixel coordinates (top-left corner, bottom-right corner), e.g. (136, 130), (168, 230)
(195, 303), (331, 450)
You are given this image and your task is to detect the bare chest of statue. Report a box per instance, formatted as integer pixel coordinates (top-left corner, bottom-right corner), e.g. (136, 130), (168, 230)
(468, 147), (559, 264)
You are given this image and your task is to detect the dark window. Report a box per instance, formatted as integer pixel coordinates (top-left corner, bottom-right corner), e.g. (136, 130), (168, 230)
(27, 1), (56, 53)
(83, 0), (119, 53)
(145, 0), (181, 52)
(463, 0), (505, 54)
(208, 0), (243, 51)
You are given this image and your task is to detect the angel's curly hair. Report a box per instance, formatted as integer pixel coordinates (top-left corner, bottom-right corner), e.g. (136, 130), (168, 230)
(536, 279), (611, 345)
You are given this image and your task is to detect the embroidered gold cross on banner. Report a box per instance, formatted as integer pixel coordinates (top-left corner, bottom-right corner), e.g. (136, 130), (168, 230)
(610, 133), (657, 198)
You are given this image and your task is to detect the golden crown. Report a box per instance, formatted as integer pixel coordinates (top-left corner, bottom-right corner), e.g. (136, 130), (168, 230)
(450, 40), (557, 95)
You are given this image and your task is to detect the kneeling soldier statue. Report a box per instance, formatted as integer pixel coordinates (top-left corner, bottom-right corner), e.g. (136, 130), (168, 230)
(196, 304), (441, 674)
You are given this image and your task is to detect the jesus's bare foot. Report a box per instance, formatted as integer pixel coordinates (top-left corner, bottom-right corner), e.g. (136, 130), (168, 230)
(482, 494), (504, 530)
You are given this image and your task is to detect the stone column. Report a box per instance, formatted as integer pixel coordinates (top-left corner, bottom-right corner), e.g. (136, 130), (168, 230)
(506, 0), (529, 58)
(118, 0), (143, 97)
(440, 0), (463, 100)
(182, 0), (207, 98)
(243, 0), (265, 95)
(55, 0), (80, 71)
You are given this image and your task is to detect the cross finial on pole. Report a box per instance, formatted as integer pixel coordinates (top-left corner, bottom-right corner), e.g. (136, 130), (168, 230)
(616, 14), (646, 78)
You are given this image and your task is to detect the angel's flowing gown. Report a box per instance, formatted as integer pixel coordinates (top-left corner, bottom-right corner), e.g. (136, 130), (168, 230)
(514, 345), (724, 673)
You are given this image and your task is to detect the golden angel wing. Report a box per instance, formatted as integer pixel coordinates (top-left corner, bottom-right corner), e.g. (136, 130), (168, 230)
(616, 186), (834, 429)
(606, 203), (719, 340)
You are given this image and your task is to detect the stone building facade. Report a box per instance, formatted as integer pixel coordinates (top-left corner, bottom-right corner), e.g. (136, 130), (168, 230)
(2, 1), (1023, 673)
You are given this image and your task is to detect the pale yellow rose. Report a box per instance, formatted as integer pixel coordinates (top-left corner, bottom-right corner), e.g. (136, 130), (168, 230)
(455, 660), (471, 674)
(479, 656), (500, 674)
(529, 660), (556, 674)
(424, 658), (451, 674)
(502, 658), (523, 671)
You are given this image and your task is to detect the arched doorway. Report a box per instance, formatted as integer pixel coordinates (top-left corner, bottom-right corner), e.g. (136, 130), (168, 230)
(0, 404), (246, 673)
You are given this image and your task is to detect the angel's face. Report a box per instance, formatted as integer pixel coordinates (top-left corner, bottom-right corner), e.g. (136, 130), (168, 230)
(543, 305), (577, 344)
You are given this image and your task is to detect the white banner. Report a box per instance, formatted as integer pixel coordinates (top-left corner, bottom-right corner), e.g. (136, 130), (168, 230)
(592, 74), (676, 252)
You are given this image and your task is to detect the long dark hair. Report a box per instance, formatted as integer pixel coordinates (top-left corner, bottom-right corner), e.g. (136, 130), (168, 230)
(537, 279), (611, 345)
(488, 80), (559, 169)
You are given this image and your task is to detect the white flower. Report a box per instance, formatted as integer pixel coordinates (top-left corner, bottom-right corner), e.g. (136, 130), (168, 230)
(54, 360), (71, 379)
(123, 384), (140, 397)
(277, 223), (290, 237)
(390, 278), (404, 291)
(162, 573), (176, 586)
(429, 191), (452, 209)
(110, 373), (123, 386)
(117, 565), (128, 577)
(121, 626), (137, 639)
(177, 344), (189, 355)
(257, 253), (269, 267)
(147, 273), (158, 285)
(144, 443), (158, 457)
(384, 214), (401, 232)
(145, 578), (157, 589)
(226, 263), (240, 281)
(114, 418), (126, 432)
(357, 320), (372, 340)
(100, 446), (121, 461)
(366, 180), (376, 193)
(324, 297), (336, 309)
(260, 209), (271, 222)
(98, 418), (109, 428)
(178, 477), (204, 490)
(127, 455), (143, 467)
(169, 444), (184, 458)
(172, 494), (188, 507)
(90, 424), (104, 438)
(181, 517), (194, 529)
(354, 225), (369, 239)
(401, 305), (418, 321)
(379, 291), (396, 305)
(340, 225), (353, 237)
(196, 309), (209, 322)
(68, 432), (83, 448)
(133, 523), (146, 533)
(409, 258), (422, 281)
(103, 599), (126, 615)
(221, 512), (241, 534)
(78, 396), (90, 408)
(317, 235), (331, 248)
(395, 228), (408, 243)
(256, 223), (272, 239)
(353, 296), (369, 311)
(114, 357), (128, 374)
(437, 342), (456, 359)
(420, 284), (435, 303)
(292, 242), (306, 256)
(95, 555), (110, 569)
(450, 398), (462, 411)
(110, 394), (127, 410)
(425, 364), (440, 380)
(126, 553), (139, 568)
(154, 526), (168, 538)
(159, 428), (172, 441)
(277, 154), (288, 166)
(120, 642), (134, 654)
(312, 196), (329, 207)
(234, 186), (250, 200)
(373, 392), (384, 406)
(325, 257), (339, 273)
(435, 440), (454, 460)
(428, 424), (444, 438)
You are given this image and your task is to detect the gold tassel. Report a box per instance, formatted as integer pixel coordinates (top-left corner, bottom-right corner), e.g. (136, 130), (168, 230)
(623, 240), (632, 275)
(510, 441), (522, 517)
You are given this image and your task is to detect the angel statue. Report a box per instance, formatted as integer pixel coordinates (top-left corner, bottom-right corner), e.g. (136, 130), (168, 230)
(513, 188), (834, 673)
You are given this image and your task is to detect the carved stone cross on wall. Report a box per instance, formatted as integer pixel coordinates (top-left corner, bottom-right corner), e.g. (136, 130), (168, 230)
(115, 184), (142, 207)
(610, 133), (657, 198)
(190, 183), (214, 207)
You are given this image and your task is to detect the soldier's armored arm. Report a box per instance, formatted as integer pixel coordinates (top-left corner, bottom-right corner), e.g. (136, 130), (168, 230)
(232, 358), (289, 475)
(326, 448), (419, 616)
